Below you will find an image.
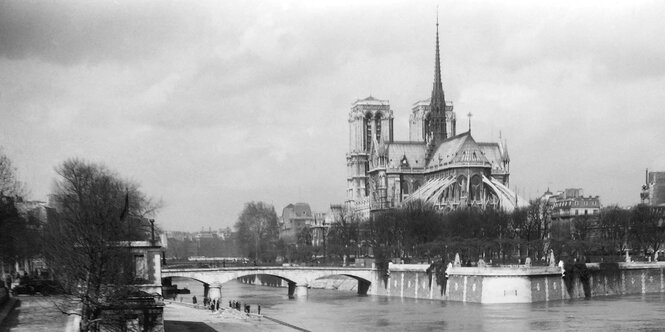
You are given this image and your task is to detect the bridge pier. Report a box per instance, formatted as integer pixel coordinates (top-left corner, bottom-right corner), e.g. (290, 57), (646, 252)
(357, 279), (371, 296)
(288, 282), (308, 299)
(208, 282), (222, 302)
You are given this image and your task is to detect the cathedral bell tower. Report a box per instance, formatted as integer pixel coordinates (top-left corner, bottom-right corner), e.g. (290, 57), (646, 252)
(424, 16), (448, 143)
(346, 96), (393, 203)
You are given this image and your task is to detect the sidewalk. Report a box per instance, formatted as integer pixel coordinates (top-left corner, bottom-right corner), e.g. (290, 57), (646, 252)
(0, 296), (69, 332)
(164, 301), (291, 332)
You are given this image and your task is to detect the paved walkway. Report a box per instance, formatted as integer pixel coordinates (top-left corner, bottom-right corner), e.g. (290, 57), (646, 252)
(164, 302), (291, 332)
(0, 296), (71, 332)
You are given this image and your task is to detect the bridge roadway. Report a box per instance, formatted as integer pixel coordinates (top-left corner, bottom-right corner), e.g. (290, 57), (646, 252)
(161, 266), (379, 299)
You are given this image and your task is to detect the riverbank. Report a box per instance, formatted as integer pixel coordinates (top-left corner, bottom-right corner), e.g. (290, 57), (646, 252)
(164, 300), (295, 332)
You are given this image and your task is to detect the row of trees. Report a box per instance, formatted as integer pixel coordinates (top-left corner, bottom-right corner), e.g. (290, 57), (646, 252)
(232, 199), (665, 268)
(1, 149), (160, 331)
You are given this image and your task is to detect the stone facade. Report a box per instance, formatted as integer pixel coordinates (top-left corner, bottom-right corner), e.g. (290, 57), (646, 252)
(546, 188), (602, 221)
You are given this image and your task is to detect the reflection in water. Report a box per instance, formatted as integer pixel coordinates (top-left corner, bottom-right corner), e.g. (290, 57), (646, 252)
(170, 277), (665, 331)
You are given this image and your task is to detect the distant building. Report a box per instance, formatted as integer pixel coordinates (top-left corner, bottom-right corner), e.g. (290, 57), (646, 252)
(546, 188), (601, 221)
(641, 170), (665, 207)
(195, 227), (218, 239)
(280, 203), (314, 246)
(164, 231), (193, 241)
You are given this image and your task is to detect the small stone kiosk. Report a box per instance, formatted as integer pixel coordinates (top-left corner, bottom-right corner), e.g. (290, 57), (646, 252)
(98, 240), (165, 332)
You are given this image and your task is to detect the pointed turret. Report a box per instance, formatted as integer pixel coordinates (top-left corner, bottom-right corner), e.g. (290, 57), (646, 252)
(502, 139), (511, 163)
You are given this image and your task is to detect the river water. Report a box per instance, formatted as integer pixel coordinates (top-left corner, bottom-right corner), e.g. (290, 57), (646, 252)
(170, 277), (665, 331)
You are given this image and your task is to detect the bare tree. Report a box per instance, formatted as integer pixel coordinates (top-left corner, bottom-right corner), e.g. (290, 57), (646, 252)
(0, 148), (27, 198)
(629, 204), (665, 260)
(42, 158), (160, 332)
(234, 201), (280, 263)
(327, 208), (360, 265)
(597, 205), (630, 255)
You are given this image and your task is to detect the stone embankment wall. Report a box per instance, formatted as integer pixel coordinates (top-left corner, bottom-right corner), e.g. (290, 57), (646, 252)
(234, 262), (665, 303)
(374, 262), (665, 303)
(371, 264), (442, 300)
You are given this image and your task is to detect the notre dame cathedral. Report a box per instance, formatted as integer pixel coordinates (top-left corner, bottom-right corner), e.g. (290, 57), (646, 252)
(346, 21), (527, 218)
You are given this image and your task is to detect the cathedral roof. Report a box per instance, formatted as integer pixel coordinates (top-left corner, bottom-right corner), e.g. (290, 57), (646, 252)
(477, 142), (503, 166)
(386, 141), (426, 168)
(427, 131), (490, 167)
(282, 203), (313, 220)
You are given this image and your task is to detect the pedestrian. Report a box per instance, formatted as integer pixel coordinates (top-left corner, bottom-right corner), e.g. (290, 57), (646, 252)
(216, 300), (220, 311)
(192, 296), (197, 304)
(258, 305), (261, 315)
(229, 300), (232, 308)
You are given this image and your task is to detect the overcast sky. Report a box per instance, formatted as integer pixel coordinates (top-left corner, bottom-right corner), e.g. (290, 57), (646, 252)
(1, 0), (664, 231)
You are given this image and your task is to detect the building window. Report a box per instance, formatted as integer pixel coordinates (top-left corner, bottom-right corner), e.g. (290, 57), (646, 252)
(134, 254), (147, 281)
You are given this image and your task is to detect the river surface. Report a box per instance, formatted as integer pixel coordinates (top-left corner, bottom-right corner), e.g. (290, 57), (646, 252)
(170, 277), (665, 331)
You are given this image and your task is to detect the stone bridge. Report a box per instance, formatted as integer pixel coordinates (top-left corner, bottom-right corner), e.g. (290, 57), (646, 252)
(161, 266), (379, 299)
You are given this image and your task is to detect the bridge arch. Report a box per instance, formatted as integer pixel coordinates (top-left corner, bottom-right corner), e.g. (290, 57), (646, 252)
(161, 275), (214, 302)
(312, 273), (372, 296)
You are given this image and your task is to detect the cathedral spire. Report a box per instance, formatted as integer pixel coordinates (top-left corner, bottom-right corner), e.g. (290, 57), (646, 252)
(426, 11), (447, 142)
(432, 11), (445, 108)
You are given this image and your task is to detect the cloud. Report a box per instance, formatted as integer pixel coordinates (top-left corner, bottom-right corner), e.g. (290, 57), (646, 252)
(1, 0), (665, 231)
(0, 1), (232, 65)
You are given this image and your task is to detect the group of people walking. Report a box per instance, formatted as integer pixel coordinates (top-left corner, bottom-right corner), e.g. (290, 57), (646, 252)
(192, 295), (221, 311)
(229, 299), (260, 315)
(191, 295), (261, 315)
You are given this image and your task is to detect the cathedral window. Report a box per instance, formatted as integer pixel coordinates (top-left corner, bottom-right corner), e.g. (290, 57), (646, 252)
(364, 114), (372, 150)
(375, 119), (382, 142)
